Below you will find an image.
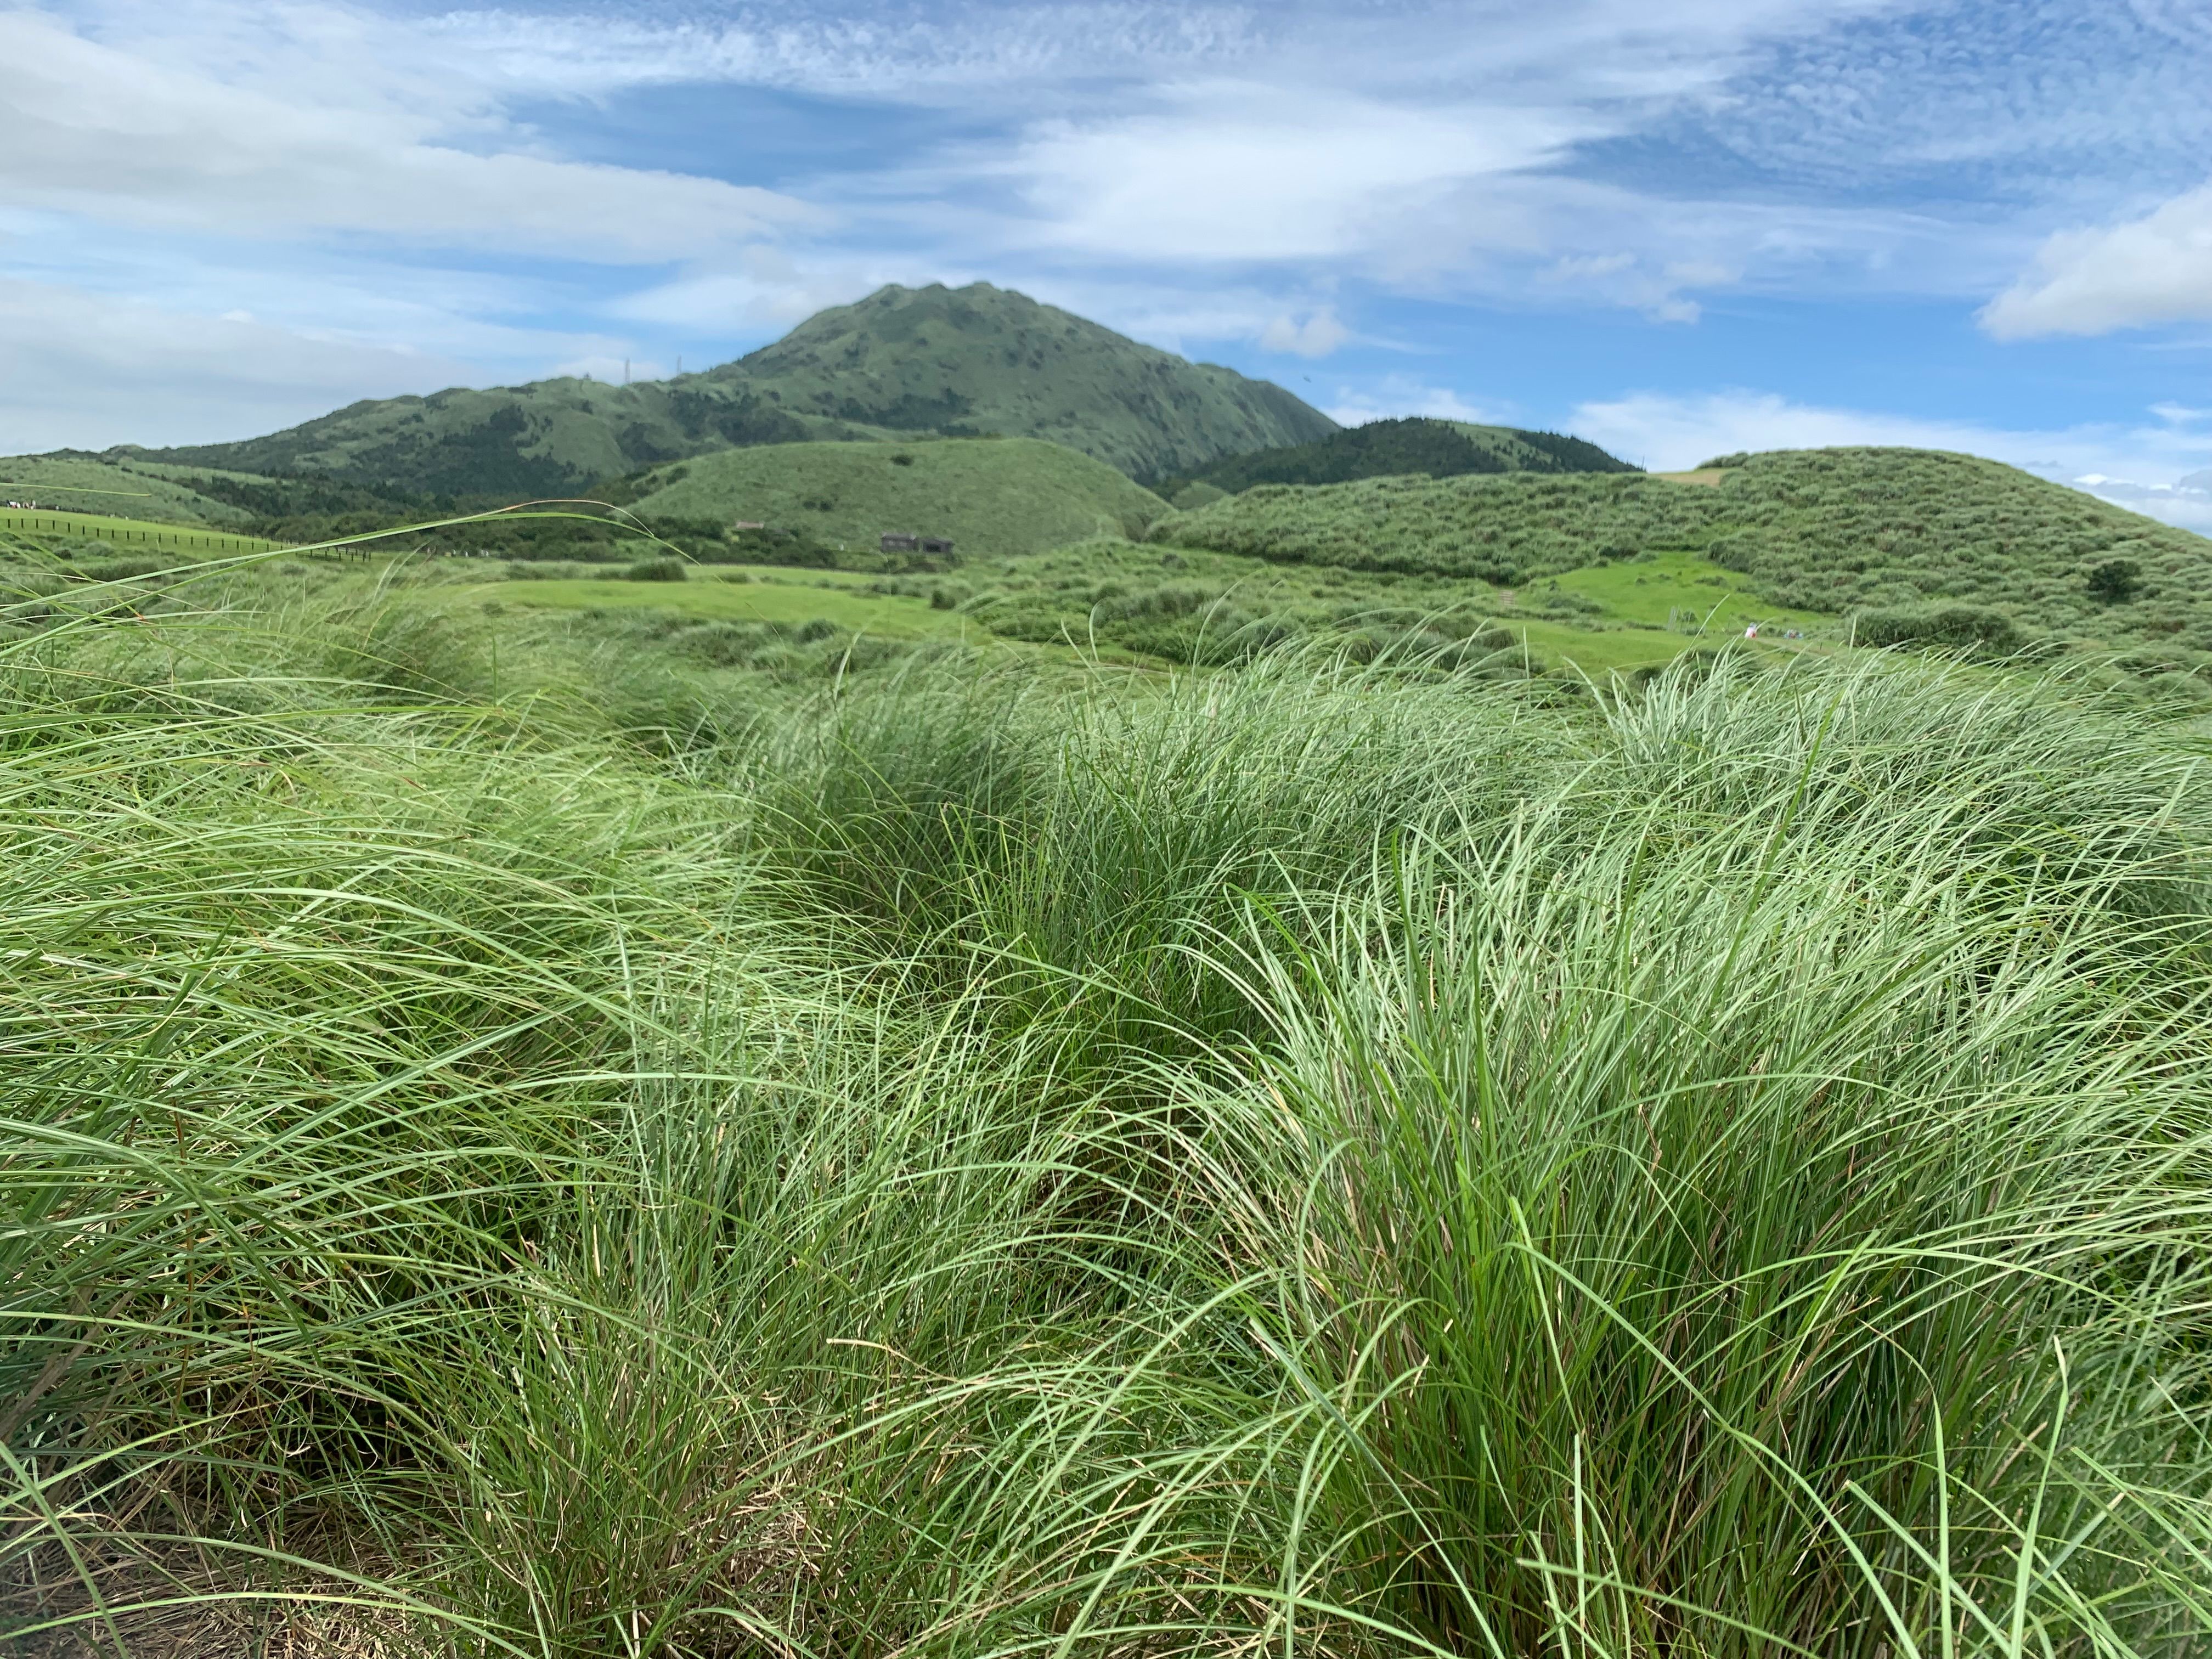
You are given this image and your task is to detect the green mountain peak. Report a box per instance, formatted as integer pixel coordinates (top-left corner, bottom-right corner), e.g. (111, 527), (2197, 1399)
(115, 283), (1336, 498)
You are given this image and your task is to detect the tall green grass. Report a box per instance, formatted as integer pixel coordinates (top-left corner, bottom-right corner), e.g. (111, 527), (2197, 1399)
(4, 577), (2209, 1656)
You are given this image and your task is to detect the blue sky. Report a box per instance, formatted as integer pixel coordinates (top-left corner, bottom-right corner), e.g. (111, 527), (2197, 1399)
(4, 0), (2210, 525)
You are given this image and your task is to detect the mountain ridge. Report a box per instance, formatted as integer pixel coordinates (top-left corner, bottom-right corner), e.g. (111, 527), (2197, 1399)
(114, 283), (1338, 496)
(1159, 416), (1637, 499)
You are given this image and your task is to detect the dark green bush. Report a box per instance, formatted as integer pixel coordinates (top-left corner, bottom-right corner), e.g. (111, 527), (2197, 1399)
(76, 555), (175, 583)
(624, 556), (687, 582)
(1854, 603), (2021, 654)
(2086, 556), (2143, 602)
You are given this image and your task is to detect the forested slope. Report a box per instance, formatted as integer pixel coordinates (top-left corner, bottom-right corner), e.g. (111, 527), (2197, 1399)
(1161, 416), (1635, 495)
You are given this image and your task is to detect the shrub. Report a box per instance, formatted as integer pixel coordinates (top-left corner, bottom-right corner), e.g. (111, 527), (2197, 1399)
(1854, 601), (2021, 653)
(624, 555), (687, 582)
(2087, 556), (2144, 602)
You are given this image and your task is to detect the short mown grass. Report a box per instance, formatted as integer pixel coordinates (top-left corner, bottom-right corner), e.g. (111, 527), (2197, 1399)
(4, 554), (2210, 1656)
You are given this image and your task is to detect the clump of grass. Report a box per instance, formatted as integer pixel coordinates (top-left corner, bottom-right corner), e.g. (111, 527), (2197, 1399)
(4, 585), (2210, 1656)
(1146, 665), (2212, 1654)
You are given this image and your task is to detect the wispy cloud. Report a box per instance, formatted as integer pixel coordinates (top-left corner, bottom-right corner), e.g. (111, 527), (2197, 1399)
(1327, 377), (1508, 427)
(0, 9), (822, 259)
(1569, 390), (2212, 530)
(990, 83), (1590, 263)
(415, 1), (1268, 101)
(0, 278), (486, 450)
(1260, 308), (1350, 358)
(8, 0), (2212, 454)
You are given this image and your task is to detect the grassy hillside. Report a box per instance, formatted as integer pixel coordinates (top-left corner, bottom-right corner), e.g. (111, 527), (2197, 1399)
(864, 534), (1822, 680)
(471, 566), (975, 642)
(1441, 420), (1639, 472)
(128, 379), (867, 500)
(5, 557), (2210, 1654)
(0, 452), (267, 526)
(625, 437), (1167, 561)
(0, 508), (273, 556)
(1149, 445), (2212, 652)
(0, 451), (463, 561)
(452, 537), (1819, 684)
(1161, 415), (1636, 497)
(116, 283), (1336, 496)
(702, 282), (1338, 480)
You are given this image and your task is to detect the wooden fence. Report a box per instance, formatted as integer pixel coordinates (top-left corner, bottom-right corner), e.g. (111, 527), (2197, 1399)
(0, 514), (273, 554)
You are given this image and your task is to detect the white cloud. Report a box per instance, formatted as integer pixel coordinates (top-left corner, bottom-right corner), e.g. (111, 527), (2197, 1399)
(1982, 182), (2212, 338)
(417, 0), (1909, 114)
(1259, 308), (1350, 358)
(1534, 251), (1739, 321)
(414, 1), (1267, 101)
(0, 9), (824, 259)
(8, 0), (2210, 460)
(1570, 390), (2212, 532)
(0, 0), (2025, 390)
(0, 279), (477, 450)
(998, 82), (1588, 263)
(2073, 475), (2212, 532)
(609, 249), (887, 333)
(1327, 377), (1506, 426)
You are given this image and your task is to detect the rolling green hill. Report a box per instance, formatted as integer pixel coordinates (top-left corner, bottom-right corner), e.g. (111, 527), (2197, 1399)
(0, 506), (272, 556)
(107, 283), (1335, 498)
(0, 453), (268, 526)
(625, 437), (1169, 562)
(119, 380), (868, 501)
(1148, 446), (2212, 652)
(855, 532), (1820, 679)
(1160, 416), (1636, 499)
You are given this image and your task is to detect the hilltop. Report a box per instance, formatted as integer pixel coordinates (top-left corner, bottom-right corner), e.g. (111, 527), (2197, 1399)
(695, 284), (1336, 480)
(1148, 446), (2212, 653)
(1159, 416), (1636, 501)
(102, 284), (1335, 498)
(0, 453), (269, 527)
(624, 438), (1166, 562)
(0, 435), (1168, 567)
